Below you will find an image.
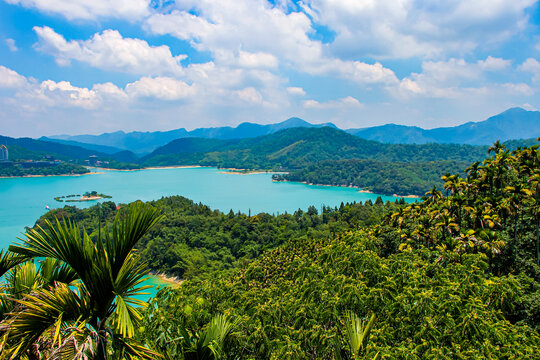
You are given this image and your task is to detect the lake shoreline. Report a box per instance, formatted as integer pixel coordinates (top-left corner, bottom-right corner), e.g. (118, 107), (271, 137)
(0, 171), (101, 179)
(273, 179), (420, 199)
(149, 272), (184, 287)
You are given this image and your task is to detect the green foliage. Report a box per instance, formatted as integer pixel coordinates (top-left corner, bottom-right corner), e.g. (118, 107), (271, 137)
(143, 127), (488, 169)
(142, 141), (540, 359)
(0, 162), (89, 177)
(36, 196), (404, 280)
(0, 203), (164, 359)
(143, 233), (539, 359)
(274, 159), (468, 196)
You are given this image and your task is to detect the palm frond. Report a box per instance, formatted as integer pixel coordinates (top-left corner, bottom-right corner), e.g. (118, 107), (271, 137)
(0, 283), (93, 356)
(344, 312), (376, 360)
(0, 249), (27, 278)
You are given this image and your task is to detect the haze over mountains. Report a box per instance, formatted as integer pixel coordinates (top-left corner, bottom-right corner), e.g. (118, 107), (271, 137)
(43, 108), (540, 155)
(47, 118), (336, 155)
(347, 107), (540, 145)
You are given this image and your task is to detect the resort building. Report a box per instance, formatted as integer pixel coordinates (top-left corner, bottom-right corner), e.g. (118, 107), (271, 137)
(0, 145), (8, 162)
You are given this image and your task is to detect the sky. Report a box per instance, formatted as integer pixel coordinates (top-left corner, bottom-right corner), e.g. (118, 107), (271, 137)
(0, 0), (539, 137)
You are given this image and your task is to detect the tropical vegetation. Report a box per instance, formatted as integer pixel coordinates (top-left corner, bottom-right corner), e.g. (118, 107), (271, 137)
(141, 140), (540, 358)
(0, 202), (163, 359)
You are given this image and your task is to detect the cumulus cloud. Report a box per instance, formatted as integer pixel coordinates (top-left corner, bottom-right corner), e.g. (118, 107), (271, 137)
(34, 26), (186, 76)
(396, 57), (518, 98)
(0, 66), (28, 88)
(5, 0), (150, 20)
(303, 96), (362, 109)
(303, 0), (536, 59)
(519, 58), (540, 82)
(125, 77), (196, 100)
(145, 0), (398, 86)
(287, 87), (306, 96)
(235, 87), (264, 104)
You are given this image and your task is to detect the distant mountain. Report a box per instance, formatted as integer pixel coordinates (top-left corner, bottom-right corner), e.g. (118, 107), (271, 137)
(39, 137), (126, 154)
(0, 135), (137, 164)
(49, 129), (189, 155)
(48, 118), (337, 154)
(348, 107), (540, 144)
(143, 127), (489, 169)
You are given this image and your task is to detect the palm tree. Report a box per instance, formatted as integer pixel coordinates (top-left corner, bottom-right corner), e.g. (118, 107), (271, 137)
(1, 202), (164, 359)
(335, 312), (380, 360)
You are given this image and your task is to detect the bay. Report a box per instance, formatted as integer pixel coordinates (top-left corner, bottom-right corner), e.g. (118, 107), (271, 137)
(0, 166), (415, 298)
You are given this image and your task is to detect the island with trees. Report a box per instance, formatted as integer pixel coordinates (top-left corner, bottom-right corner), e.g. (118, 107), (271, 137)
(54, 191), (112, 202)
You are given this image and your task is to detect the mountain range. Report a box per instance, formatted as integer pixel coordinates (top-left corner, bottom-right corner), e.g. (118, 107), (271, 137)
(43, 107), (540, 154)
(346, 107), (540, 144)
(46, 118), (336, 155)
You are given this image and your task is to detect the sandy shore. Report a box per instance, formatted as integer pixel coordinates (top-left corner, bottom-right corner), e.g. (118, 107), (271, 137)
(151, 272), (184, 287)
(274, 179), (420, 198)
(79, 195), (103, 201)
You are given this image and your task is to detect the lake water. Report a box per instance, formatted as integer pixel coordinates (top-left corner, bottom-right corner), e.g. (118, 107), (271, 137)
(0, 166), (415, 298)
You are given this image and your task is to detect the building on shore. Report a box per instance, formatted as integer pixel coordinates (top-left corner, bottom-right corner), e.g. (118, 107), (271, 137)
(0, 145), (8, 162)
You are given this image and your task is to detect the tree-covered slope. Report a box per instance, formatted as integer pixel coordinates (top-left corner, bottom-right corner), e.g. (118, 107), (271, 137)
(274, 159), (469, 196)
(143, 127), (489, 169)
(141, 141), (540, 359)
(36, 196), (404, 280)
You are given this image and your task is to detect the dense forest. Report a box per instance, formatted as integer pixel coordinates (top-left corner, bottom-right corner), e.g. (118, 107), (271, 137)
(0, 140), (538, 358)
(36, 196), (405, 279)
(273, 159), (468, 196)
(138, 140), (540, 359)
(0, 162), (89, 177)
(141, 127), (489, 168)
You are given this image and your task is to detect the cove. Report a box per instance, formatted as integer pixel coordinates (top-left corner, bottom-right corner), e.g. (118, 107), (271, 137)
(0, 166), (416, 298)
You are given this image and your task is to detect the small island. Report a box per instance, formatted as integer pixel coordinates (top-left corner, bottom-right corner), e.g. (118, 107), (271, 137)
(54, 191), (112, 202)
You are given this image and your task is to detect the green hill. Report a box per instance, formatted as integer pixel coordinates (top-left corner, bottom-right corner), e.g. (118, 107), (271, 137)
(143, 127), (489, 169)
(141, 141), (540, 359)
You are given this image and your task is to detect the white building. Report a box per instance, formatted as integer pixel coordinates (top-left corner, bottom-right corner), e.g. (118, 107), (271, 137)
(0, 145), (8, 162)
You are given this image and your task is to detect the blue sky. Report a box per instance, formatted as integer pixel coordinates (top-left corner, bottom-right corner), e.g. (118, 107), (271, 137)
(1, 0), (539, 137)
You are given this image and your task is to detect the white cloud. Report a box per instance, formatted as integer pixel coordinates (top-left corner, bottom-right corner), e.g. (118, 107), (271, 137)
(303, 96), (362, 109)
(145, 0), (398, 86)
(478, 56), (511, 71)
(501, 83), (534, 96)
(0, 66), (28, 88)
(303, 0), (536, 59)
(287, 87), (306, 96)
(396, 57), (517, 98)
(5, 0), (150, 20)
(125, 77), (196, 100)
(5, 38), (17, 52)
(34, 27), (186, 76)
(40, 80), (100, 109)
(519, 58), (540, 82)
(238, 51), (278, 69)
(235, 87), (263, 104)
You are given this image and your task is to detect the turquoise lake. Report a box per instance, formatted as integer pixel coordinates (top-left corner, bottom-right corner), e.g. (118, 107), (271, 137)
(0, 166), (415, 298)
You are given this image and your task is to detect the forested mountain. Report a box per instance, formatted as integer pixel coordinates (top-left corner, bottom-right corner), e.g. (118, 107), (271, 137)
(0, 135), (106, 161)
(143, 127), (489, 169)
(49, 117), (336, 154)
(142, 141), (540, 359)
(39, 137), (126, 154)
(47, 108), (540, 154)
(0, 135), (139, 166)
(349, 107), (540, 144)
